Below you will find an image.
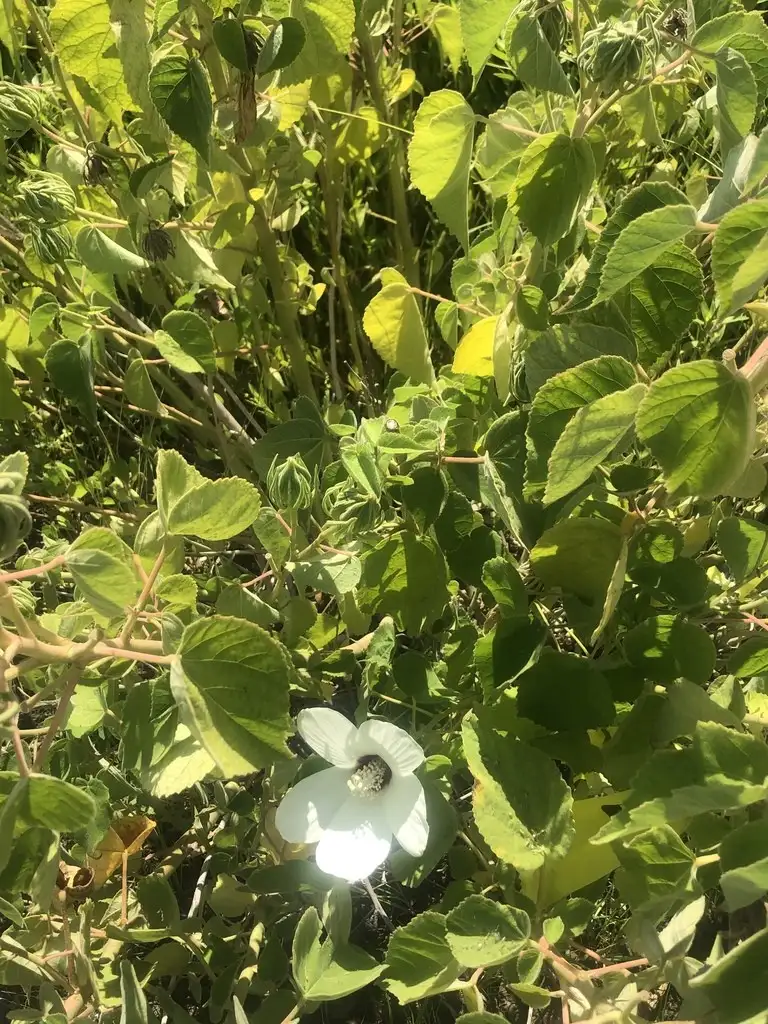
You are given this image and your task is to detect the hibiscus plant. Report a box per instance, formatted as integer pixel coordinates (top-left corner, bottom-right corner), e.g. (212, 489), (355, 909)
(1, 0), (768, 1020)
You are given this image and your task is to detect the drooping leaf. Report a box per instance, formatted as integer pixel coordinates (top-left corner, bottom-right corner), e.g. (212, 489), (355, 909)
(66, 526), (142, 618)
(149, 56), (212, 160)
(45, 339), (97, 425)
(76, 226), (149, 275)
(171, 615), (295, 777)
(282, 0), (354, 83)
(459, 0), (515, 80)
(363, 269), (435, 385)
(635, 360), (755, 497)
(409, 90), (475, 250)
(504, 12), (572, 96)
(256, 17), (306, 74)
(712, 197), (768, 313)
(716, 47), (757, 154)
(512, 134), (595, 246)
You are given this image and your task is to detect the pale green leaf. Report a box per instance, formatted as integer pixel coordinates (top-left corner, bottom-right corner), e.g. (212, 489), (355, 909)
(283, 0), (355, 83)
(358, 532), (449, 635)
(362, 269), (435, 385)
(627, 243), (704, 366)
(719, 819), (768, 911)
(156, 449), (261, 541)
(0, 362), (26, 421)
(154, 310), (216, 374)
(524, 322), (636, 396)
(171, 615), (294, 777)
(597, 204), (697, 301)
(289, 552), (362, 598)
(716, 48), (757, 154)
(445, 895), (530, 968)
(66, 526), (142, 618)
(544, 383), (646, 504)
(120, 960), (149, 1024)
(382, 911), (461, 1004)
(452, 316), (499, 377)
(635, 360), (755, 497)
(512, 133), (595, 245)
(688, 927), (768, 1024)
(76, 226), (149, 274)
(712, 197), (768, 313)
(717, 516), (768, 582)
(49, 0), (130, 121)
(430, 5), (464, 75)
(531, 516), (624, 607)
(408, 90), (475, 250)
(615, 825), (696, 914)
(459, 0), (515, 80)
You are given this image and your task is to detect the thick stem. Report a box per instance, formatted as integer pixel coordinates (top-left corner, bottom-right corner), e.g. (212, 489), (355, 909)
(357, 22), (420, 287)
(741, 335), (768, 395)
(252, 205), (319, 405)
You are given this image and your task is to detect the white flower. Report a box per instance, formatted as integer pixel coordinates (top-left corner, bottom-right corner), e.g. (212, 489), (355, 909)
(274, 707), (429, 883)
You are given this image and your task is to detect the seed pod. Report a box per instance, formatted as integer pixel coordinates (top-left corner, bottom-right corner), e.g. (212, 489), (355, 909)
(579, 21), (646, 94)
(17, 174), (77, 224)
(267, 454), (312, 511)
(83, 149), (108, 186)
(29, 224), (73, 265)
(0, 82), (44, 138)
(0, 492), (32, 561)
(141, 225), (175, 262)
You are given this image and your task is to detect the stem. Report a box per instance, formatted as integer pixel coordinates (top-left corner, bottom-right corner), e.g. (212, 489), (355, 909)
(357, 21), (420, 287)
(740, 335), (768, 395)
(0, 556), (65, 584)
(118, 544), (166, 647)
(0, 582), (34, 638)
(252, 205), (319, 404)
(30, 666), (80, 772)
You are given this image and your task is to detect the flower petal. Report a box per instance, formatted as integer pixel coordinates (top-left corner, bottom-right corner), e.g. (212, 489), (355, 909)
(383, 773), (429, 857)
(356, 719), (425, 775)
(315, 795), (392, 882)
(297, 707), (358, 767)
(274, 766), (350, 844)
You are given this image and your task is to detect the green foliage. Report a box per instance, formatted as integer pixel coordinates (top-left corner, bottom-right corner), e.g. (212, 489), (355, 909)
(2, 0), (768, 1019)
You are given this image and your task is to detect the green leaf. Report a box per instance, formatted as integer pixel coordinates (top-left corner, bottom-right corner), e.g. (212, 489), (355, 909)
(120, 960), (148, 1024)
(615, 825), (696, 914)
(0, 451), (28, 491)
(635, 360), (755, 497)
(627, 243), (704, 366)
(409, 90), (475, 250)
(688, 927), (768, 1024)
(382, 911), (461, 1004)
(216, 584), (279, 628)
(445, 895), (530, 967)
(524, 322), (636, 396)
(46, 339), (97, 425)
(462, 713), (574, 871)
(596, 204), (697, 302)
(525, 355), (637, 496)
(283, 0), (355, 83)
(0, 362), (26, 421)
(459, 0), (515, 79)
(720, 819), (768, 911)
(544, 383), (646, 505)
(303, 944), (384, 1001)
(516, 649), (615, 732)
(363, 269), (435, 386)
(171, 615), (294, 776)
(49, 0), (130, 121)
(213, 17), (250, 71)
(571, 180), (690, 309)
(481, 556), (528, 618)
(504, 12), (572, 96)
(727, 636), (768, 677)
(292, 906), (328, 995)
(155, 574), (197, 610)
(156, 449), (261, 541)
(67, 683), (107, 738)
(16, 775), (97, 832)
(623, 614), (715, 684)
(110, 0), (160, 134)
(512, 134), (595, 246)
(716, 48), (756, 153)
(257, 18), (307, 74)
(123, 351), (162, 414)
(592, 722), (768, 844)
(66, 526), (141, 618)
(717, 516), (768, 582)
(289, 552), (362, 598)
(76, 226), (149, 274)
(149, 56), (212, 160)
(712, 197), (768, 313)
(358, 532), (449, 635)
(154, 310), (216, 374)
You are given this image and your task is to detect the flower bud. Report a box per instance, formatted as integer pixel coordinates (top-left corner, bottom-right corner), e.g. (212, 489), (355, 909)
(28, 224), (73, 265)
(267, 454), (312, 511)
(0, 82), (44, 138)
(17, 174), (76, 224)
(579, 21), (645, 94)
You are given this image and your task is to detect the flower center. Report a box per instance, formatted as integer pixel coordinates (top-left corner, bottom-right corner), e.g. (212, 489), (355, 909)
(347, 754), (392, 798)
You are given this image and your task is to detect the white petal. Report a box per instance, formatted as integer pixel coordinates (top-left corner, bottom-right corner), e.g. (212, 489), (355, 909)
(315, 794), (392, 882)
(297, 707), (358, 767)
(356, 719), (424, 775)
(383, 773), (429, 857)
(274, 766), (350, 844)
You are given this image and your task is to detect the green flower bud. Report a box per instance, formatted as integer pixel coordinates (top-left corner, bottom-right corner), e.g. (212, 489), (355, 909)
(267, 454), (312, 511)
(0, 493), (32, 561)
(28, 224), (73, 265)
(579, 21), (645, 94)
(334, 495), (380, 532)
(0, 82), (45, 138)
(17, 174), (77, 224)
